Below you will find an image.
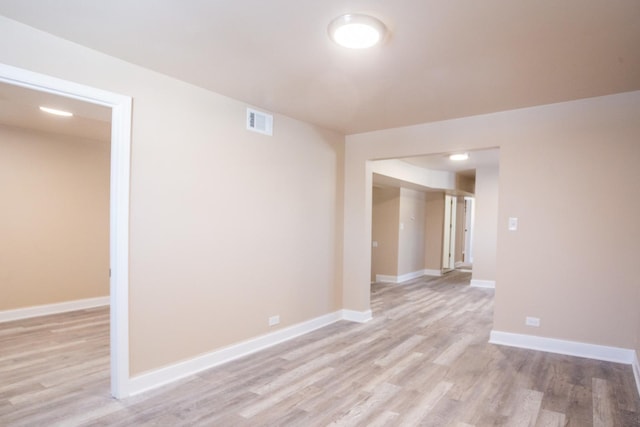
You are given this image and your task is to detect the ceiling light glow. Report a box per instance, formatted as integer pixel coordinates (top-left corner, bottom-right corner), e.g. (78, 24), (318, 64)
(39, 106), (73, 117)
(449, 153), (469, 161)
(328, 14), (386, 49)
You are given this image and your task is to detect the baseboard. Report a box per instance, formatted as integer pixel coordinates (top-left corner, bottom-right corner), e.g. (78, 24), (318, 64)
(397, 270), (427, 283)
(455, 262), (472, 271)
(423, 269), (443, 277)
(129, 310), (351, 395)
(0, 296), (110, 323)
(455, 261), (472, 268)
(376, 272), (421, 283)
(633, 351), (640, 400)
(470, 279), (495, 289)
(341, 309), (372, 323)
(376, 269), (441, 283)
(489, 330), (636, 365)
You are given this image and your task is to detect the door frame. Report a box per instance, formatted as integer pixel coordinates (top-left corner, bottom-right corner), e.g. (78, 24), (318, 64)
(463, 196), (475, 264)
(0, 63), (132, 399)
(442, 194), (456, 271)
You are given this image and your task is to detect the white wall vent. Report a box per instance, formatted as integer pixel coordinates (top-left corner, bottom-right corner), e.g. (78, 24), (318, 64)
(246, 108), (273, 136)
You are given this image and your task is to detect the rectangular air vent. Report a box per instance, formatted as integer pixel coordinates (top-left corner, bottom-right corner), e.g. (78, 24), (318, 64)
(246, 108), (273, 136)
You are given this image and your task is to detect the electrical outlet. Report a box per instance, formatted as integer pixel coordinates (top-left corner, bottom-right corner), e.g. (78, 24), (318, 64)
(268, 315), (280, 326)
(525, 316), (540, 327)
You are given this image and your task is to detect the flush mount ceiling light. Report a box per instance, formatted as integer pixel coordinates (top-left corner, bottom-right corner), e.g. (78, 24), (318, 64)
(449, 153), (469, 161)
(39, 106), (73, 117)
(328, 14), (387, 49)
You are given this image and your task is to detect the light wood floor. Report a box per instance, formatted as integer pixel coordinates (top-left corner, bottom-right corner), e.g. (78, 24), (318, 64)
(1, 271), (639, 426)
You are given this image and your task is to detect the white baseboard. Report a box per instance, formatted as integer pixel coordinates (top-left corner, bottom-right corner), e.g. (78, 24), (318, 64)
(341, 309), (372, 323)
(0, 296), (110, 323)
(489, 330), (636, 365)
(633, 351), (640, 400)
(397, 270), (426, 283)
(455, 261), (472, 268)
(376, 269), (442, 283)
(129, 309), (375, 396)
(470, 279), (495, 289)
(423, 269), (443, 277)
(377, 273), (422, 283)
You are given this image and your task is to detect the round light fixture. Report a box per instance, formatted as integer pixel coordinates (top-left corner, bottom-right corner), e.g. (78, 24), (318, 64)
(449, 153), (469, 161)
(328, 14), (387, 49)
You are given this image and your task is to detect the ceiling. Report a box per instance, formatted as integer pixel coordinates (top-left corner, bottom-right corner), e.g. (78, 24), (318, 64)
(372, 148), (498, 193)
(0, 81), (111, 141)
(0, 1), (638, 135)
(403, 149), (499, 174)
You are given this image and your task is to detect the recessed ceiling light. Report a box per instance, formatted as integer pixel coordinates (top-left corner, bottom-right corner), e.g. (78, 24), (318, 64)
(39, 106), (73, 117)
(449, 153), (469, 161)
(328, 14), (387, 49)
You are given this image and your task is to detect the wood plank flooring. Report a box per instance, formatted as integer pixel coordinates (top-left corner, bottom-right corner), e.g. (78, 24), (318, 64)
(1, 271), (639, 426)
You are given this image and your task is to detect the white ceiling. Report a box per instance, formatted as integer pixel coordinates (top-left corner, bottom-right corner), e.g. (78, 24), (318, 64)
(403, 149), (499, 174)
(0, 81), (111, 142)
(0, 1), (638, 134)
(371, 148), (498, 193)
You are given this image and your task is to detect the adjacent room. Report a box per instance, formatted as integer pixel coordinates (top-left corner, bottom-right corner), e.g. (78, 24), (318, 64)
(0, 1), (639, 425)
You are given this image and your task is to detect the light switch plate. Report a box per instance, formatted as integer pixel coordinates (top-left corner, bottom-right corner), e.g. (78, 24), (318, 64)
(508, 217), (518, 231)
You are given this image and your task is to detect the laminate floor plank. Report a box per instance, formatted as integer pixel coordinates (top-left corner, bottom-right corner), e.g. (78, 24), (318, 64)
(1, 271), (638, 426)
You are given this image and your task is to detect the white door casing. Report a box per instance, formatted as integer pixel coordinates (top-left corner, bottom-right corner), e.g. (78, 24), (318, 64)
(0, 63), (132, 399)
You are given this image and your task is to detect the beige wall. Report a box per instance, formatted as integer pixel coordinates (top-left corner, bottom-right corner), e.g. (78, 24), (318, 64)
(424, 193), (445, 271)
(0, 125), (110, 310)
(472, 166), (499, 282)
(344, 90), (640, 351)
(371, 187), (400, 281)
(455, 173), (475, 194)
(0, 17), (345, 376)
(397, 188), (426, 276)
(371, 187), (427, 280)
(495, 119), (638, 348)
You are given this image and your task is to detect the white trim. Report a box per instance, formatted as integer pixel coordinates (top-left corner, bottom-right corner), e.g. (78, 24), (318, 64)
(375, 274), (397, 283)
(376, 269), (442, 283)
(108, 82), (132, 400)
(129, 311), (343, 396)
(341, 309), (373, 323)
(0, 297), (109, 322)
(0, 63), (132, 399)
(423, 269), (443, 277)
(397, 270), (426, 283)
(489, 330), (636, 365)
(470, 279), (495, 289)
(633, 351), (640, 400)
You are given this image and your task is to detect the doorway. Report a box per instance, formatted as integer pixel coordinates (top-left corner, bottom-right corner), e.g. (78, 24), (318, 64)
(0, 63), (132, 398)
